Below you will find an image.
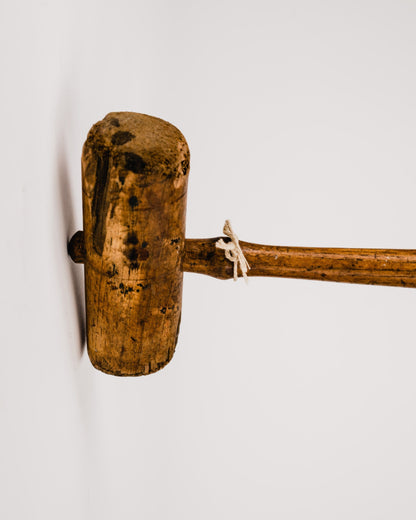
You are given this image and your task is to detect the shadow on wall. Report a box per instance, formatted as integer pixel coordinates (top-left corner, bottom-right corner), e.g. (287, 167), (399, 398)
(56, 129), (86, 356)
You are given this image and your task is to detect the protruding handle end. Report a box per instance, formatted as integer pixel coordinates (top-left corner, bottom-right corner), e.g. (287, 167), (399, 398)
(68, 231), (85, 263)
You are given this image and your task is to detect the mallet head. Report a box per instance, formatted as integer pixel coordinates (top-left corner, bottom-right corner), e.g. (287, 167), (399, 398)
(81, 112), (189, 376)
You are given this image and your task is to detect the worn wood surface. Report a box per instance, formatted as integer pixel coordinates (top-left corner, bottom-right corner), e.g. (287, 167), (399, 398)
(81, 112), (189, 376)
(183, 238), (416, 287)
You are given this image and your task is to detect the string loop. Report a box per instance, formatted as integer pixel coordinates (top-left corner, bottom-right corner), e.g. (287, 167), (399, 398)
(216, 220), (250, 281)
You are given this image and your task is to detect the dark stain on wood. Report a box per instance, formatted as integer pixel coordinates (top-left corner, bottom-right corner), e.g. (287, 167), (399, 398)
(126, 248), (139, 262)
(91, 148), (110, 256)
(111, 131), (135, 145)
(119, 282), (134, 295)
(119, 172), (126, 185)
(106, 263), (118, 277)
(126, 232), (139, 245)
(181, 158), (189, 176)
(124, 152), (146, 173)
(125, 247), (149, 263)
(128, 195), (139, 208)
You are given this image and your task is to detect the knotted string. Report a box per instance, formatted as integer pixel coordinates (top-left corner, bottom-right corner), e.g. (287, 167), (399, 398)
(215, 220), (250, 281)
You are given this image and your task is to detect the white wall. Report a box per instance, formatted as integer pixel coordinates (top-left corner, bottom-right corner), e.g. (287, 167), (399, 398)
(3, 1), (416, 518)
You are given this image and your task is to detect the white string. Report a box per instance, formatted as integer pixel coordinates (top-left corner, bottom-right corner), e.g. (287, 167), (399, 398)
(215, 220), (250, 281)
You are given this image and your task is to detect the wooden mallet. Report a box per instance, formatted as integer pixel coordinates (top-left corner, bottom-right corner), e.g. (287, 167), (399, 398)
(69, 112), (416, 376)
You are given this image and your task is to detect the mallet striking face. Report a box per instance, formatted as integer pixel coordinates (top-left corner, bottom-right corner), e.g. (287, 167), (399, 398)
(69, 112), (416, 376)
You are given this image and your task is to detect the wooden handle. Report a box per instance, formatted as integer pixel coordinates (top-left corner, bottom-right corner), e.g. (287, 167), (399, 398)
(183, 238), (416, 288)
(70, 233), (416, 288)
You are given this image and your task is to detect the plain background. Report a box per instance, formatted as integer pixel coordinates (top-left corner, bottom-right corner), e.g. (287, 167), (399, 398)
(2, 1), (416, 518)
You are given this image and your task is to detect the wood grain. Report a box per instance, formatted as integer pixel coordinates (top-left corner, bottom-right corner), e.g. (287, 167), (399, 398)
(81, 112), (189, 376)
(183, 239), (416, 287)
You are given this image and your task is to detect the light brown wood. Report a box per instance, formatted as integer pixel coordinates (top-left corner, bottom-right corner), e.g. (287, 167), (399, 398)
(183, 238), (416, 287)
(80, 112), (189, 376)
